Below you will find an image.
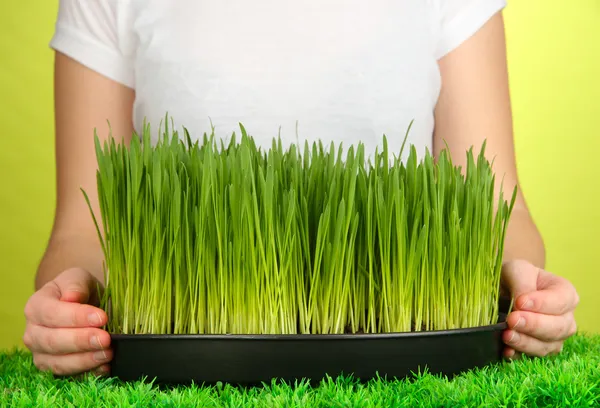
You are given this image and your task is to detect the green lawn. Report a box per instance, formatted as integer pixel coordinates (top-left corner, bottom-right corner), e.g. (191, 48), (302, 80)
(1, 334), (599, 407)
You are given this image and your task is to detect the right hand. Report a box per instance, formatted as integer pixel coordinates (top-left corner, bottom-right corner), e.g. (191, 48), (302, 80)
(23, 267), (112, 376)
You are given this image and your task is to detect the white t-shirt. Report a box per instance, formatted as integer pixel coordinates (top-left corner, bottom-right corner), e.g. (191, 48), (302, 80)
(50, 0), (506, 160)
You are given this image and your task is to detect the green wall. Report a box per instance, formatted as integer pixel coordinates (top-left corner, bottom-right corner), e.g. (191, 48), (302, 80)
(1, 1), (598, 350)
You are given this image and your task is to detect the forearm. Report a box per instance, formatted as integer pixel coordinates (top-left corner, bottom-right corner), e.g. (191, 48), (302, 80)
(35, 233), (105, 290)
(38, 52), (135, 292)
(502, 208), (546, 269)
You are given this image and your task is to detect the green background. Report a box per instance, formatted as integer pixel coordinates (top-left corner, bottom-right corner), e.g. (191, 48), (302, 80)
(1, 1), (598, 350)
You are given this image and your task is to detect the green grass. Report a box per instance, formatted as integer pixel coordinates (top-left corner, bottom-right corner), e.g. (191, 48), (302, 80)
(2, 334), (599, 407)
(86, 120), (516, 335)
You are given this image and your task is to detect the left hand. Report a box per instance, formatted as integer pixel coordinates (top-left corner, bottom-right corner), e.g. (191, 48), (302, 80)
(500, 260), (579, 359)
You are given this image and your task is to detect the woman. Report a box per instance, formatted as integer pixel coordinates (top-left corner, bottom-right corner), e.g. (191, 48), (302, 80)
(22, 0), (579, 376)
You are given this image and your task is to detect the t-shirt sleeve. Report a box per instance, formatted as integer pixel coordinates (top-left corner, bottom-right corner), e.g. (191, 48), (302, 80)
(434, 0), (507, 60)
(49, 0), (135, 88)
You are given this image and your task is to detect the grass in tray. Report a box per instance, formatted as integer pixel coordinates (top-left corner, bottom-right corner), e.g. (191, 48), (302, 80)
(2, 334), (599, 407)
(83, 119), (517, 335)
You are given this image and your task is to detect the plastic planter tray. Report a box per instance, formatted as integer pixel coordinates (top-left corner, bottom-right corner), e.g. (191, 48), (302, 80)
(109, 299), (510, 386)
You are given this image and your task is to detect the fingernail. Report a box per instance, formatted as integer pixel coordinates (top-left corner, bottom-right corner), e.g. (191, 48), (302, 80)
(88, 312), (102, 326)
(93, 365), (109, 376)
(90, 335), (103, 349)
(508, 331), (520, 344)
(521, 299), (533, 310)
(93, 350), (108, 362)
(513, 317), (525, 329)
(509, 351), (522, 361)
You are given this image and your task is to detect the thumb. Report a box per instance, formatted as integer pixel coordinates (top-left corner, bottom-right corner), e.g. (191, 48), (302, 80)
(53, 267), (103, 305)
(500, 260), (541, 310)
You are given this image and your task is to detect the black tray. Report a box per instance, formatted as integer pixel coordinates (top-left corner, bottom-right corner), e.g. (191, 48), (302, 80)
(109, 299), (510, 385)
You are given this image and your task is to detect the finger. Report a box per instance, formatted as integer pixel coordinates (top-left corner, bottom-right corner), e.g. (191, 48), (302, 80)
(502, 329), (564, 357)
(24, 324), (111, 355)
(33, 349), (113, 377)
(515, 272), (579, 316)
(24, 288), (107, 328)
(54, 267), (104, 305)
(91, 364), (111, 377)
(506, 311), (576, 342)
(500, 260), (541, 300)
(502, 346), (522, 360)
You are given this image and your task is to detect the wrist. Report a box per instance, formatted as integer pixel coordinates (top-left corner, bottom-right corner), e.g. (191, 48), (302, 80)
(35, 233), (105, 290)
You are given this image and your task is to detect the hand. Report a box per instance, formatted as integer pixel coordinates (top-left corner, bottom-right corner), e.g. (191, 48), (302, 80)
(23, 267), (112, 376)
(500, 260), (579, 359)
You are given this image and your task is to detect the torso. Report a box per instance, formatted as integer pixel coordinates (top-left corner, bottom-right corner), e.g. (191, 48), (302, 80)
(122, 0), (442, 159)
